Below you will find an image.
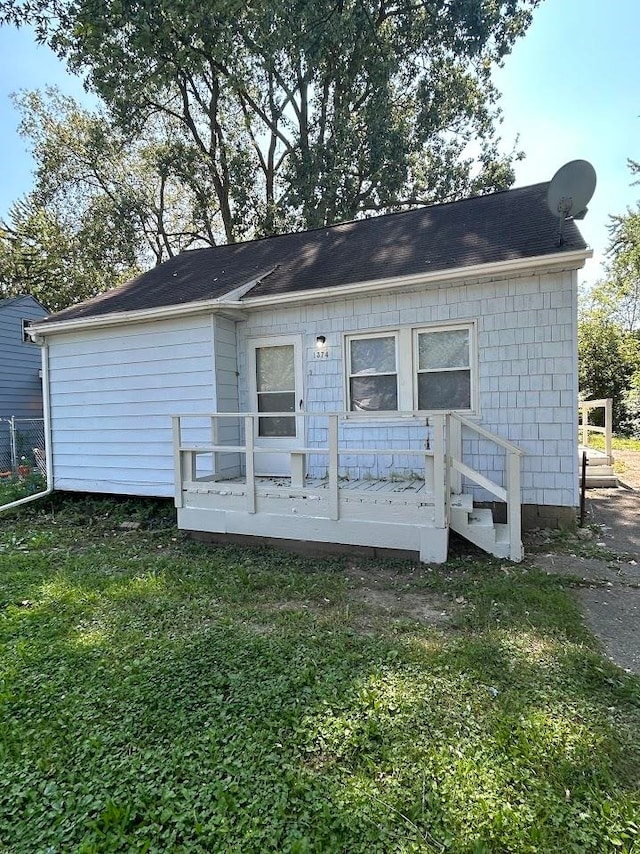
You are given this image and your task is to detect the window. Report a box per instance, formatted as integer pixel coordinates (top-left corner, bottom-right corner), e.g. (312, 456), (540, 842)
(22, 319), (34, 343)
(347, 334), (398, 411)
(415, 326), (472, 410)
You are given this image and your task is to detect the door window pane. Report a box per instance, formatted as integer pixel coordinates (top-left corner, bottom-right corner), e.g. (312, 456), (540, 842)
(256, 345), (295, 392)
(255, 345), (297, 437)
(257, 391), (296, 437)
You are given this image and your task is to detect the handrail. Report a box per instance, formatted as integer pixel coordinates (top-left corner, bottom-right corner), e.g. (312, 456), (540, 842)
(447, 412), (523, 561)
(173, 412), (444, 527)
(578, 398), (613, 461)
(451, 412), (525, 456)
(579, 398), (610, 409)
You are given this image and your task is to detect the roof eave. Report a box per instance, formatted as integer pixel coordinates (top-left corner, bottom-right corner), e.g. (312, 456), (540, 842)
(240, 248), (592, 309)
(32, 248), (591, 338)
(31, 295), (248, 339)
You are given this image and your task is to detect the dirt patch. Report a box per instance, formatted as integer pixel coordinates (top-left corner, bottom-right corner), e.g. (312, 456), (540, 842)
(613, 449), (640, 490)
(353, 586), (451, 625)
(532, 553), (640, 587)
(344, 560), (453, 626)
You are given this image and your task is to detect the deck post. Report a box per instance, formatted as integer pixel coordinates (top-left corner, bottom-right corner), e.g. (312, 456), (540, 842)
(172, 416), (183, 508)
(328, 415), (339, 520)
(245, 415), (256, 514)
(433, 414), (446, 529)
(605, 398), (613, 462)
(581, 403), (588, 449)
(448, 414), (462, 494)
(211, 416), (220, 480)
(506, 450), (522, 561)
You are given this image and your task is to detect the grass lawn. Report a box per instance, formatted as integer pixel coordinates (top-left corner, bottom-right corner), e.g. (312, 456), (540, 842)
(0, 496), (638, 853)
(586, 434), (640, 452)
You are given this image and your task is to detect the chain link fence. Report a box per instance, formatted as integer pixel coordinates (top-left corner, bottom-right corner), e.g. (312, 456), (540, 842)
(0, 417), (46, 478)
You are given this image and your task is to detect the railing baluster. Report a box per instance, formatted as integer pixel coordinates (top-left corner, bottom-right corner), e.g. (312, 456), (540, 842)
(245, 415), (256, 513)
(507, 450), (522, 561)
(211, 416), (220, 480)
(328, 415), (339, 520)
(605, 398), (613, 462)
(449, 413), (462, 494)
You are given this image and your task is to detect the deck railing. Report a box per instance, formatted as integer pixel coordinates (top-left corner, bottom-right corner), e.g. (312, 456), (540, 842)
(447, 413), (525, 562)
(172, 411), (443, 519)
(578, 398), (613, 462)
(172, 411), (524, 559)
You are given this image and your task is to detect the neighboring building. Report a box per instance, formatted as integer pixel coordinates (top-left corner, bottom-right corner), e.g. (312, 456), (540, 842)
(0, 295), (47, 469)
(31, 182), (591, 561)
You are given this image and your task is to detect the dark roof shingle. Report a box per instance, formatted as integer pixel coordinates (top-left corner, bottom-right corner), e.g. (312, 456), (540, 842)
(41, 182), (587, 324)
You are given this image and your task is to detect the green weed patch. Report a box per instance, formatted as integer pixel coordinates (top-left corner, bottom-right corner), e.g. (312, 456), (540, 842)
(0, 496), (638, 852)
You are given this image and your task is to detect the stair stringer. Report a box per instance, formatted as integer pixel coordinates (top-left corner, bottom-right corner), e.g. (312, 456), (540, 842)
(449, 494), (513, 560)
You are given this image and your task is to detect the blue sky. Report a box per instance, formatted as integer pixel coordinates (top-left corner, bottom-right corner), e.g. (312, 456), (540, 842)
(0, 0), (637, 286)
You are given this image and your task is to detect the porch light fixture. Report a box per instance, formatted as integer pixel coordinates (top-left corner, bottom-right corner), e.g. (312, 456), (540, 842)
(316, 335), (326, 347)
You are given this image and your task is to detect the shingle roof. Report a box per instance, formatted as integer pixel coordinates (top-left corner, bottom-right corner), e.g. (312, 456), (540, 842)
(41, 182), (587, 324)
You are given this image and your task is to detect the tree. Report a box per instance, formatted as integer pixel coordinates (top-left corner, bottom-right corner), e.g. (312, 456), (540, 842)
(584, 160), (640, 333)
(0, 86), (231, 310)
(577, 159), (640, 434)
(12, 88), (221, 265)
(1, 0), (539, 243)
(0, 195), (138, 312)
(578, 307), (639, 429)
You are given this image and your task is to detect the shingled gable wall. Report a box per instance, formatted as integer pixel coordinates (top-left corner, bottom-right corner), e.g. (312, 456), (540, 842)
(236, 267), (579, 525)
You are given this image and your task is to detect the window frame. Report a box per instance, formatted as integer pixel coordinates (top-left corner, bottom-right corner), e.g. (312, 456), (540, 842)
(412, 322), (477, 413)
(345, 330), (400, 413)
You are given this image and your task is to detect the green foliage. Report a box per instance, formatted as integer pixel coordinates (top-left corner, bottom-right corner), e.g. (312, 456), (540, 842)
(0, 0), (540, 243)
(0, 199), (123, 313)
(0, 495), (638, 852)
(0, 87), (232, 310)
(578, 309), (640, 431)
(0, 471), (46, 504)
(600, 159), (640, 334)
(579, 161), (640, 435)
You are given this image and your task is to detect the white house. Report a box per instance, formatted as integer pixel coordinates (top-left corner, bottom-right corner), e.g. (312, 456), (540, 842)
(31, 181), (591, 562)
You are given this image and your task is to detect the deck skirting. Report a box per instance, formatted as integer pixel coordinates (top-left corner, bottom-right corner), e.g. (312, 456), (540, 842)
(178, 481), (448, 563)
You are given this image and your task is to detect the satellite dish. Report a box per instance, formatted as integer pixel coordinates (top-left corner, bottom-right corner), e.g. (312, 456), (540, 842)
(547, 160), (596, 245)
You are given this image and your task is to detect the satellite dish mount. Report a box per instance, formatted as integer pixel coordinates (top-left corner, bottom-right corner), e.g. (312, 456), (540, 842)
(546, 160), (596, 246)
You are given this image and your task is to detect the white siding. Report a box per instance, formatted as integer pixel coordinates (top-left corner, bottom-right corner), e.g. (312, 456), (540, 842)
(212, 315), (241, 478)
(237, 269), (579, 509)
(48, 316), (215, 496)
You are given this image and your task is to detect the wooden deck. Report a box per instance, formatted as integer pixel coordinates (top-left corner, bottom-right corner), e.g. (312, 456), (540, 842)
(178, 473), (449, 562)
(173, 411), (524, 563)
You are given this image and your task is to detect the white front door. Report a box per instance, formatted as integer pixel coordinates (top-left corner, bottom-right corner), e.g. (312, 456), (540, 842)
(248, 336), (304, 476)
